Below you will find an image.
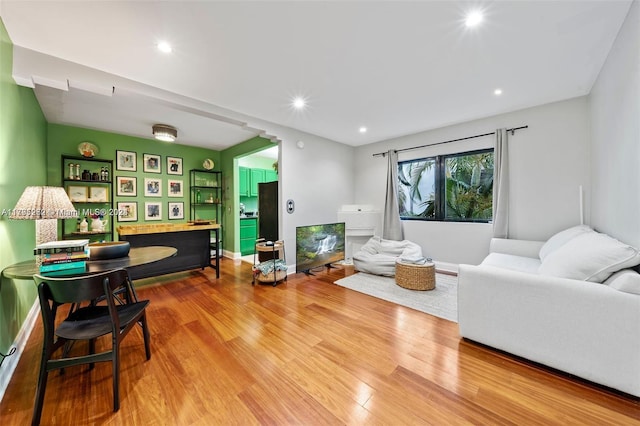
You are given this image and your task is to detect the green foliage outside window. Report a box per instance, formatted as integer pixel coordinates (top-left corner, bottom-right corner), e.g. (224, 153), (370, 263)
(398, 158), (435, 219)
(445, 151), (493, 220)
(398, 149), (493, 222)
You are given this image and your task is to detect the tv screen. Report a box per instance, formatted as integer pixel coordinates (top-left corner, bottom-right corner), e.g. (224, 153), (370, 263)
(296, 222), (346, 274)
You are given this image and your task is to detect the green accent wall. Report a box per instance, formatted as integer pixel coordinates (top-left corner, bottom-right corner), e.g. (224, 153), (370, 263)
(0, 18), (48, 357)
(221, 136), (275, 253)
(0, 14), (273, 358)
(46, 124), (222, 232)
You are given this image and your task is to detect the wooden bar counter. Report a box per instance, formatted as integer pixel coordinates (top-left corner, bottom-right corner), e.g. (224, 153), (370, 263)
(117, 223), (220, 279)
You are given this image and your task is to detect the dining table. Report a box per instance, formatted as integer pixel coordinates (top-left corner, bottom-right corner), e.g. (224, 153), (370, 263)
(2, 246), (177, 281)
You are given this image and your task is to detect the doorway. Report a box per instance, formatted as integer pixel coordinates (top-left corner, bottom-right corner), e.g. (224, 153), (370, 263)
(237, 146), (279, 263)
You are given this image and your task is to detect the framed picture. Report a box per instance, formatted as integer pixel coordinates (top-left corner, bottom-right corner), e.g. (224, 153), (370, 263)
(167, 156), (183, 175)
(143, 153), (161, 173)
(145, 202), (162, 221)
(168, 179), (184, 197)
(67, 185), (87, 202)
(116, 176), (137, 197)
(117, 202), (138, 222)
(168, 202), (184, 220)
(144, 178), (162, 197)
(89, 186), (108, 202)
(116, 150), (137, 171)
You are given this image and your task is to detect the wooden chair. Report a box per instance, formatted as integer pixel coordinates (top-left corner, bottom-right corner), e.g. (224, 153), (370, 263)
(31, 268), (151, 425)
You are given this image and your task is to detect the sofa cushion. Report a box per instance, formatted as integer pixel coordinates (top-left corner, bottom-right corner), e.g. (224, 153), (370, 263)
(481, 252), (541, 274)
(604, 269), (640, 295)
(539, 225), (593, 260)
(538, 231), (640, 283)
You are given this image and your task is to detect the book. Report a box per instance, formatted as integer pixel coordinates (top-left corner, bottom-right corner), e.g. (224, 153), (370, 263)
(39, 260), (87, 273)
(40, 266), (87, 277)
(41, 256), (89, 265)
(42, 250), (89, 261)
(34, 239), (89, 255)
(36, 239), (90, 249)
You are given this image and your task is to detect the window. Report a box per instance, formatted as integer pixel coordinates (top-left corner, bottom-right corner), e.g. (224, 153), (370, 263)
(398, 149), (493, 222)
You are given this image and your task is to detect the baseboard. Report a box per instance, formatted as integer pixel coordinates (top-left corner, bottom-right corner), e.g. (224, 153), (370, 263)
(223, 249), (240, 259)
(0, 299), (39, 403)
(434, 261), (459, 275)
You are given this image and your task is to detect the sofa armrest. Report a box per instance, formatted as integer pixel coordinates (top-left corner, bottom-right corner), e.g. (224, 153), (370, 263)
(458, 264), (640, 396)
(489, 238), (544, 258)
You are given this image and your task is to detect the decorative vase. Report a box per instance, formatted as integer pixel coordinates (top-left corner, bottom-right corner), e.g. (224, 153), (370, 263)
(91, 217), (108, 232)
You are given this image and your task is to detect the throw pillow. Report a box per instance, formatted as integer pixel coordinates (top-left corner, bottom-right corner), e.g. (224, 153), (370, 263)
(538, 224), (593, 260)
(538, 231), (640, 283)
(604, 269), (640, 295)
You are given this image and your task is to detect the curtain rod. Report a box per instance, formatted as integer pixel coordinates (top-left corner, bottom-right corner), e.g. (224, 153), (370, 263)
(372, 125), (528, 157)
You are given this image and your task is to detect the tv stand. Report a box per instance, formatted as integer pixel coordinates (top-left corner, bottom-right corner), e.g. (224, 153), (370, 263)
(302, 263), (338, 276)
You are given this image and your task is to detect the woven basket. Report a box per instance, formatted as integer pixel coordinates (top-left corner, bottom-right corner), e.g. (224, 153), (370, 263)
(395, 261), (435, 291)
(255, 269), (287, 283)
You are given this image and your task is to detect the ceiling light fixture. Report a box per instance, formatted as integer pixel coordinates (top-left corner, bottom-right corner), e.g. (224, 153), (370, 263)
(157, 41), (172, 53)
(494, 88), (503, 96)
(465, 11), (483, 27)
(152, 124), (177, 142)
(359, 127), (367, 133)
(293, 97), (306, 109)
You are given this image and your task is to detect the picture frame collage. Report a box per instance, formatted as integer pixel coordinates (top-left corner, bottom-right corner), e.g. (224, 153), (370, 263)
(115, 150), (184, 222)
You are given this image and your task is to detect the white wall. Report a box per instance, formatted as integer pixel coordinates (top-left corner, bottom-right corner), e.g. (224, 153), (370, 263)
(277, 130), (355, 268)
(354, 97), (590, 265)
(589, 0), (640, 248)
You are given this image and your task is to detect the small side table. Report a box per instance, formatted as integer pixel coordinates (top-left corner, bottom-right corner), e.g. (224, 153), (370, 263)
(252, 239), (287, 286)
(395, 260), (435, 291)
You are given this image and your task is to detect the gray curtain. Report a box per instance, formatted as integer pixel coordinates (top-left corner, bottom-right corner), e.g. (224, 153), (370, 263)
(493, 128), (509, 238)
(383, 150), (404, 240)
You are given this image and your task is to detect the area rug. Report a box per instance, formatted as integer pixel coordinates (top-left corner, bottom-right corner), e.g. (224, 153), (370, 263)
(334, 272), (458, 322)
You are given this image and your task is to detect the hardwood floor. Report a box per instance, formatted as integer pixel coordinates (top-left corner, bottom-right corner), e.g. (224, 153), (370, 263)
(1, 259), (639, 425)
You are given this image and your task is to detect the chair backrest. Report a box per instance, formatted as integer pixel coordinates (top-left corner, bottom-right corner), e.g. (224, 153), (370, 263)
(33, 268), (132, 305)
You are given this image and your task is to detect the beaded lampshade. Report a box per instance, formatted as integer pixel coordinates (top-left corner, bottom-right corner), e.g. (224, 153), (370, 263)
(10, 186), (78, 245)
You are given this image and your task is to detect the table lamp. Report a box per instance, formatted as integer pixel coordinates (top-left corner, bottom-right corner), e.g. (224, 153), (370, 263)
(10, 186), (78, 246)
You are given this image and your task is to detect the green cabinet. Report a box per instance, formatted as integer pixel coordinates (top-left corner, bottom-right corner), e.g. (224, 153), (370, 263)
(250, 169), (265, 196)
(239, 167), (277, 197)
(239, 167), (250, 197)
(240, 217), (258, 255)
(264, 170), (278, 183)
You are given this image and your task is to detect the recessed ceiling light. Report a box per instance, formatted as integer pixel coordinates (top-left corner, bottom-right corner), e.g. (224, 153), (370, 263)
(465, 11), (483, 27)
(494, 88), (503, 96)
(292, 97), (306, 109)
(157, 41), (172, 53)
(359, 127), (367, 133)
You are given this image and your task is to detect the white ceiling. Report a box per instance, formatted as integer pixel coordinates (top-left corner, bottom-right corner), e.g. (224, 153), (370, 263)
(0, 1), (632, 150)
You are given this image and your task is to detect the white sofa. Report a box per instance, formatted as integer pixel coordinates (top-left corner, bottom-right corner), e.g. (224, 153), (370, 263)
(458, 226), (640, 397)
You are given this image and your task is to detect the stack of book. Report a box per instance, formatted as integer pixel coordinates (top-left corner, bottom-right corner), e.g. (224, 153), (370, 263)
(34, 239), (90, 274)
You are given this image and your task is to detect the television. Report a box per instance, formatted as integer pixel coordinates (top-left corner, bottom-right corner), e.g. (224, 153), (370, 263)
(296, 222), (346, 275)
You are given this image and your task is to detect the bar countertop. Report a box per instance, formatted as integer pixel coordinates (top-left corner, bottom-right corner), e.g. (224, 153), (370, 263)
(117, 223), (220, 236)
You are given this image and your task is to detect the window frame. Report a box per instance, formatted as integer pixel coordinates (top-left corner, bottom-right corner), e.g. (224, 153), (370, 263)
(398, 148), (494, 223)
